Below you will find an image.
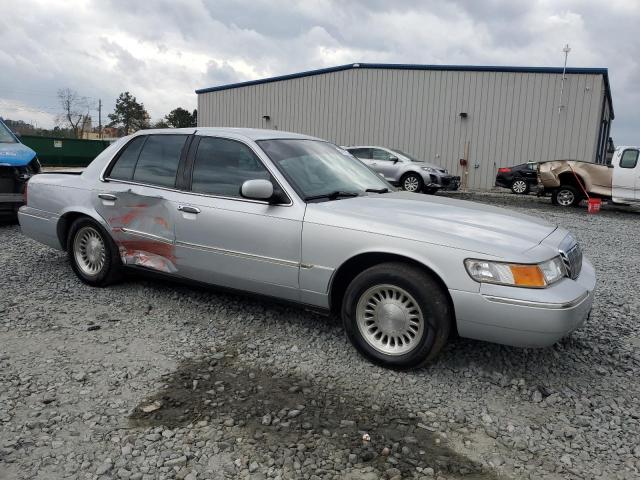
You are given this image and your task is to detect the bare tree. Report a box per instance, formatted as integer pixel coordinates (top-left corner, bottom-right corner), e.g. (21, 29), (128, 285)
(57, 88), (91, 139)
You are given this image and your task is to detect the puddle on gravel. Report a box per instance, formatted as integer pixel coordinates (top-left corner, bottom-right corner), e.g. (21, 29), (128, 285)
(130, 351), (501, 479)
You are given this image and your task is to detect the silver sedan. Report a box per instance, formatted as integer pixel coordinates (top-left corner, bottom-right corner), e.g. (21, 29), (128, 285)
(345, 145), (460, 193)
(18, 128), (595, 369)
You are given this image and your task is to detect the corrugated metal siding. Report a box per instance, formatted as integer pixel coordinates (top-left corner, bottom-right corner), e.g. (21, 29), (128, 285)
(198, 68), (606, 190)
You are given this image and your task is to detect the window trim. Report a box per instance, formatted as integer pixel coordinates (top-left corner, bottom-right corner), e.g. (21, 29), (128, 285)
(185, 135), (293, 207)
(619, 149), (639, 169)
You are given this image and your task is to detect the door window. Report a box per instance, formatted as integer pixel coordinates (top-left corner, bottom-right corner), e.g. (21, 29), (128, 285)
(349, 148), (371, 159)
(620, 149), (639, 169)
(132, 135), (188, 187)
(371, 149), (393, 161)
(108, 136), (146, 181)
(191, 137), (271, 197)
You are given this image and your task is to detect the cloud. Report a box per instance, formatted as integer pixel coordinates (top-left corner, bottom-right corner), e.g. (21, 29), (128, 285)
(0, 0), (637, 144)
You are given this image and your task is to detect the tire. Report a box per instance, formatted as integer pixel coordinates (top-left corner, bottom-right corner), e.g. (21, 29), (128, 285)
(552, 185), (581, 207)
(510, 179), (529, 195)
(341, 262), (451, 369)
(67, 217), (122, 287)
(400, 173), (423, 193)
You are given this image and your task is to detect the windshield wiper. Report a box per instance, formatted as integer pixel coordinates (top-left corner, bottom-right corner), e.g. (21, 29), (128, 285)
(305, 191), (360, 201)
(365, 187), (390, 193)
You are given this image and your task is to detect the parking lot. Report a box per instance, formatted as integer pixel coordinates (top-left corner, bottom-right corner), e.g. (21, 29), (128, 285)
(1, 192), (639, 480)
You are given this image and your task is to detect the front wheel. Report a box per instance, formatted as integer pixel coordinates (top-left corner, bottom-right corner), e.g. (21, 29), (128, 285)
(341, 262), (451, 369)
(67, 217), (122, 286)
(400, 173), (423, 193)
(511, 179), (529, 194)
(552, 185), (581, 207)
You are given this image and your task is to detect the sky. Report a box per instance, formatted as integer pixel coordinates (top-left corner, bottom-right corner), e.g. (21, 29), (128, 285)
(0, 0), (638, 144)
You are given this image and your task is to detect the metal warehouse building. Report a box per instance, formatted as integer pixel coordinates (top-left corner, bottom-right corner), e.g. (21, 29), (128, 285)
(196, 63), (614, 190)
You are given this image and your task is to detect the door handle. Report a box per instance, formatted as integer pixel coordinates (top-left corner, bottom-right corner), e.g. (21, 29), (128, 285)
(98, 194), (117, 201)
(178, 205), (200, 214)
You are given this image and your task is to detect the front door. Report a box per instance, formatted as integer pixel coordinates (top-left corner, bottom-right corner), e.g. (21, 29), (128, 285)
(612, 148), (639, 201)
(370, 148), (399, 181)
(173, 135), (304, 302)
(95, 133), (190, 273)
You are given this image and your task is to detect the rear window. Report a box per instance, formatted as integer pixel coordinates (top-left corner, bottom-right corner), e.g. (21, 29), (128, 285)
(132, 135), (188, 187)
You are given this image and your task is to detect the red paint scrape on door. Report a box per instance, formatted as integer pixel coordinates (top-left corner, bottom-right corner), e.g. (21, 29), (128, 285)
(118, 239), (177, 273)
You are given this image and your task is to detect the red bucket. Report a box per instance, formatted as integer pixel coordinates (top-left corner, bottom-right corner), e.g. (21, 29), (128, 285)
(587, 198), (601, 214)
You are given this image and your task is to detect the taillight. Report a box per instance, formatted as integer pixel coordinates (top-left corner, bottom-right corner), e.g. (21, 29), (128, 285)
(498, 167), (511, 173)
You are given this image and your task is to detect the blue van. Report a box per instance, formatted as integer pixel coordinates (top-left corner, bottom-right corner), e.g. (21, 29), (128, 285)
(0, 118), (41, 218)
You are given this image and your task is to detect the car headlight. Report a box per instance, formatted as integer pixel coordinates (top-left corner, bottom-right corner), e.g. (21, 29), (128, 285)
(464, 257), (565, 288)
(421, 167), (437, 173)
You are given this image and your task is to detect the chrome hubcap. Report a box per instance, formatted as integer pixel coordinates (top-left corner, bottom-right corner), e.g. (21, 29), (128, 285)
(403, 176), (420, 192)
(73, 226), (106, 276)
(557, 190), (575, 206)
(513, 180), (527, 193)
(356, 284), (425, 356)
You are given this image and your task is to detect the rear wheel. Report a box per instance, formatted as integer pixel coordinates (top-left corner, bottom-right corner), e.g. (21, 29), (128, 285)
(401, 173), (423, 193)
(67, 217), (122, 286)
(341, 262), (451, 369)
(552, 185), (581, 207)
(511, 179), (529, 194)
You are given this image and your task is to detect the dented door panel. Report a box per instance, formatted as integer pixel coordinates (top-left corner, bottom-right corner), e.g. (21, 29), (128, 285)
(94, 184), (180, 273)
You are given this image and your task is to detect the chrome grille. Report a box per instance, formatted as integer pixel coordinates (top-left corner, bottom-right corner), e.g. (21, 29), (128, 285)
(559, 238), (582, 280)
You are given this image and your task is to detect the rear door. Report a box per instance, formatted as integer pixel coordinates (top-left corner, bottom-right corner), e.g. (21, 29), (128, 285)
(612, 148), (639, 201)
(95, 133), (191, 272)
(172, 134), (304, 301)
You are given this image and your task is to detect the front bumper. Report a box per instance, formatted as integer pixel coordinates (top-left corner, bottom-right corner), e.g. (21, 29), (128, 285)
(0, 193), (25, 217)
(451, 258), (596, 347)
(422, 172), (460, 191)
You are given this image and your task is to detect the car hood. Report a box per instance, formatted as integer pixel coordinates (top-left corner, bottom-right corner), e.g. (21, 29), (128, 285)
(0, 142), (36, 167)
(304, 192), (557, 257)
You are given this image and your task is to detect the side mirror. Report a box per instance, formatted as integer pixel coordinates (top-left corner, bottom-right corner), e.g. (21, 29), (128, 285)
(389, 156), (399, 163)
(241, 179), (274, 201)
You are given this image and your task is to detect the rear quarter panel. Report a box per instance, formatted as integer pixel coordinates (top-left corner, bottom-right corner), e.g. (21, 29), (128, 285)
(19, 173), (101, 250)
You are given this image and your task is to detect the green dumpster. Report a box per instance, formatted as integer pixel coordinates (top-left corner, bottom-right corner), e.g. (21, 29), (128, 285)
(19, 135), (112, 167)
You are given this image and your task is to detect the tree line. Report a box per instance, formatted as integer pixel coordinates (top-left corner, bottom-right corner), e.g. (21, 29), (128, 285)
(56, 88), (196, 139)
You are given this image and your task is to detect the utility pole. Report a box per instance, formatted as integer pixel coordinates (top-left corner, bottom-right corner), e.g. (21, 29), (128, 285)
(98, 99), (102, 139)
(558, 44), (571, 114)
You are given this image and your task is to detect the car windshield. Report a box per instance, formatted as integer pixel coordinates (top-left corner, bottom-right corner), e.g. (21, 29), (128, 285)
(0, 122), (18, 143)
(258, 139), (390, 200)
(390, 148), (422, 162)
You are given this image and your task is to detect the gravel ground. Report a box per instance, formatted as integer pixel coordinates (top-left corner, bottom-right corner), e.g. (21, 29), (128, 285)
(1, 192), (639, 480)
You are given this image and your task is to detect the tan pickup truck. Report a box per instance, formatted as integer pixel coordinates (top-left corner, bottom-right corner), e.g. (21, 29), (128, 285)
(538, 147), (640, 206)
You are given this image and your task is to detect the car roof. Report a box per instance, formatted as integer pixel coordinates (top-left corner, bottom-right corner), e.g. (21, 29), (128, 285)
(133, 127), (322, 142)
(344, 146), (389, 149)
